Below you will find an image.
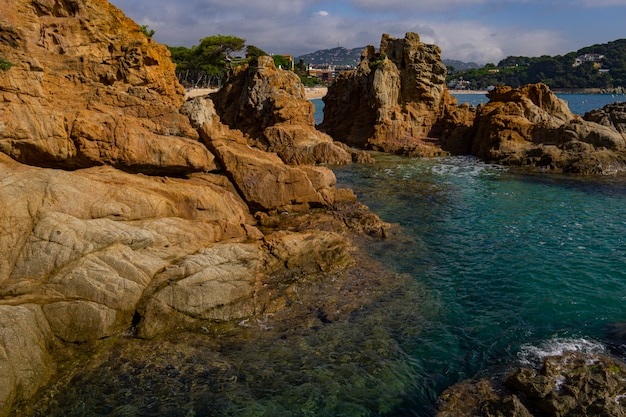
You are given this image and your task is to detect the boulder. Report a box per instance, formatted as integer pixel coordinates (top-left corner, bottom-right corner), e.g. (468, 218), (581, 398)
(0, 0), (216, 174)
(211, 56), (353, 165)
(438, 352), (626, 417)
(319, 32), (474, 156)
(136, 229), (355, 339)
(584, 101), (626, 135)
(183, 96), (354, 212)
(471, 84), (626, 174)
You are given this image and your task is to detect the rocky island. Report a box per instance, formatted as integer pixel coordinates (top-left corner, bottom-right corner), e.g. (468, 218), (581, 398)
(1, 1), (626, 416)
(320, 33), (626, 174)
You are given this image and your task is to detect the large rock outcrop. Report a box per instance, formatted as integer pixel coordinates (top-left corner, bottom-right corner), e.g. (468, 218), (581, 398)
(0, 0), (215, 174)
(317, 33), (625, 174)
(0, 1), (390, 415)
(211, 56), (355, 165)
(471, 84), (626, 174)
(319, 32), (474, 156)
(182, 96), (354, 212)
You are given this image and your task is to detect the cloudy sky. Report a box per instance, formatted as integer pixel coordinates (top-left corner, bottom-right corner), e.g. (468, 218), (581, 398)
(109, 0), (626, 64)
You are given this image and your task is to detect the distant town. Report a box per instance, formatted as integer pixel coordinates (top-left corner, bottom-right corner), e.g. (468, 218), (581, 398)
(295, 40), (626, 91)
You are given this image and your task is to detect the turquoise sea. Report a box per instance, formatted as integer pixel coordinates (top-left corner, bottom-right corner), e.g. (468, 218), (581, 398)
(332, 153), (626, 415)
(318, 94), (626, 414)
(33, 95), (626, 416)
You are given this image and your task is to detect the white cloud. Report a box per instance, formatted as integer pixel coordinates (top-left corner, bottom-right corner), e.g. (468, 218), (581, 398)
(420, 22), (567, 63)
(350, 0), (483, 10)
(575, 0), (626, 5)
(108, 0), (594, 64)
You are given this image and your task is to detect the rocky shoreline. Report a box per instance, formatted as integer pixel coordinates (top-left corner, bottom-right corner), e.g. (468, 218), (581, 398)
(1, 1), (626, 416)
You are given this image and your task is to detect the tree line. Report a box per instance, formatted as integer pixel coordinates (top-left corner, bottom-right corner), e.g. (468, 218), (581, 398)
(447, 39), (626, 90)
(164, 34), (317, 89)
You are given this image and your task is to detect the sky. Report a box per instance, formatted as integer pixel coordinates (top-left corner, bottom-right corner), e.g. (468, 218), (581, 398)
(108, 0), (626, 65)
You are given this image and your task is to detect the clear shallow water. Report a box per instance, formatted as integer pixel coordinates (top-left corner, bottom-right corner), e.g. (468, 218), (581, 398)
(40, 157), (625, 417)
(333, 154), (626, 414)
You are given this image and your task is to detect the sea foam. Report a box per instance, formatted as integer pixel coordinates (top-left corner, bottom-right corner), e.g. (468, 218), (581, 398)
(517, 337), (606, 367)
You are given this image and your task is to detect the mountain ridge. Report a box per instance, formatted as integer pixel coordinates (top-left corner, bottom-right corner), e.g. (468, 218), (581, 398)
(295, 46), (480, 70)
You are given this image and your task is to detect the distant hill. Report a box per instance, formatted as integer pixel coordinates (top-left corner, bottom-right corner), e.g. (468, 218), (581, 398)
(443, 59), (480, 71)
(450, 39), (626, 90)
(296, 47), (362, 67)
(296, 46), (479, 71)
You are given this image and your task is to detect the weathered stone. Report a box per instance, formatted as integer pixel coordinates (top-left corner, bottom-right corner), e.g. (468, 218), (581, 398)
(0, 305), (55, 417)
(0, 0), (216, 174)
(320, 32), (474, 156)
(437, 352), (626, 417)
(0, 2), (397, 414)
(471, 84), (626, 174)
(186, 96), (351, 212)
(584, 101), (626, 135)
(211, 56), (353, 165)
(136, 243), (264, 338)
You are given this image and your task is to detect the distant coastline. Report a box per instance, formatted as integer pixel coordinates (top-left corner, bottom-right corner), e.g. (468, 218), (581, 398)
(185, 87), (626, 102)
(449, 89), (488, 95)
(186, 87), (328, 100)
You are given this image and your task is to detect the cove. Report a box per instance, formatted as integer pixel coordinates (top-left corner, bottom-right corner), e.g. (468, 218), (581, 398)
(332, 153), (626, 415)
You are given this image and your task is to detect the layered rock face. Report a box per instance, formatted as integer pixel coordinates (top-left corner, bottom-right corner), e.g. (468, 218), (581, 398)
(319, 32), (474, 156)
(0, 1), (387, 415)
(211, 56), (356, 165)
(471, 84), (626, 174)
(0, 0), (216, 174)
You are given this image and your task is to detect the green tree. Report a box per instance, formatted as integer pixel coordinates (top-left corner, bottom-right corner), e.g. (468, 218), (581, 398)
(168, 35), (246, 88)
(194, 35), (246, 71)
(295, 58), (307, 73)
(245, 45), (267, 66)
(140, 25), (155, 38)
(272, 54), (291, 70)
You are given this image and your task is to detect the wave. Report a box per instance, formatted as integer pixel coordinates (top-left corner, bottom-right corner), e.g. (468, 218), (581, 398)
(517, 337), (606, 368)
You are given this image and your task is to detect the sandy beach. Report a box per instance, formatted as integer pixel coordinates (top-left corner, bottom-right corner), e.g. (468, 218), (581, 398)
(185, 87), (328, 100)
(448, 89), (488, 95)
(304, 87), (328, 99)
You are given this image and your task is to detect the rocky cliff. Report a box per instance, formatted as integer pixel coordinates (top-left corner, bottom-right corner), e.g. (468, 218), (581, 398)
(0, 1), (390, 415)
(319, 32), (474, 157)
(0, 0), (215, 174)
(211, 56), (369, 165)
